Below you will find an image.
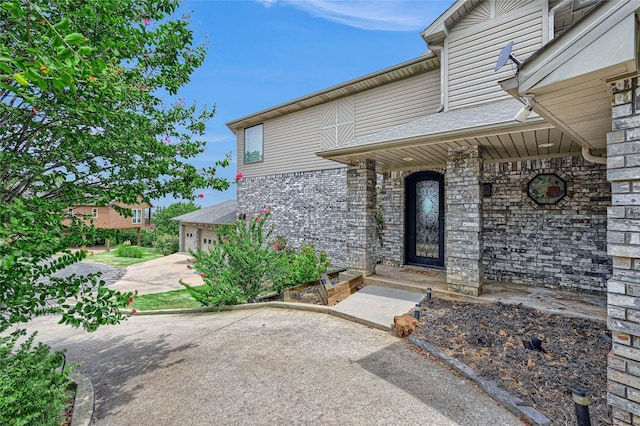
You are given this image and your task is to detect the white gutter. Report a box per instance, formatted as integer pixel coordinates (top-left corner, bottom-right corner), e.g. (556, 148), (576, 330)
(548, 0), (573, 41)
(581, 146), (607, 165)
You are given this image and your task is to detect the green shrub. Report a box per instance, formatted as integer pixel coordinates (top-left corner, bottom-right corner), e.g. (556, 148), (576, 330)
(182, 208), (331, 306)
(139, 229), (156, 247)
(270, 240), (330, 294)
(153, 233), (179, 255)
(0, 331), (75, 426)
(115, 243), (144, 258)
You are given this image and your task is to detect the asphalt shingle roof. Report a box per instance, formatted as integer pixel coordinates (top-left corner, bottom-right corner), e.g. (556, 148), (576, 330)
(320, 98), (535, 154)
(170, 199), (237, 225)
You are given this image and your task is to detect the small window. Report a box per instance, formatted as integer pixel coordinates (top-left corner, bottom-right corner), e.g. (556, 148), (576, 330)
(132, 209), (142, 224)
(244, 124), (263, 163)
(67, 208), (74, 217)
(92, 208), (98, 218)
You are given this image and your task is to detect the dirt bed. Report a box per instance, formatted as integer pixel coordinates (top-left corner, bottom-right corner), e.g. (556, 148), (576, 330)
(412, 297), (611, 425)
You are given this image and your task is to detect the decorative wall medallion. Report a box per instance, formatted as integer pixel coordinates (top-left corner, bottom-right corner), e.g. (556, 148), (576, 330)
(527, 173), (567, 205)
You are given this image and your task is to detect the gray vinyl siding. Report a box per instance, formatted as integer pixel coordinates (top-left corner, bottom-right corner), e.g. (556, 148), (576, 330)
(354, 70), (440, 137)
(238, 70), (440, 177)
(447, 1), (543, 109)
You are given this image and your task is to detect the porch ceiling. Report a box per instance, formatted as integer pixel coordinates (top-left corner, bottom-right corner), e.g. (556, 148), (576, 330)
(500, 1), (639, 150)
(316, 98), (583, 172)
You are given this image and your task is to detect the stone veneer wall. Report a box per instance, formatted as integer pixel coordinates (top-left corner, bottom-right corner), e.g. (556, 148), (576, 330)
(605, 76), (640, 425)
(236, 167), (349, 268)
(482, 155), (611, 292)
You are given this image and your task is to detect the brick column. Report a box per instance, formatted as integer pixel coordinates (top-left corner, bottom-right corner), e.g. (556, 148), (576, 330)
(380, 171), (409, 267)
(346, 159), (377, 275)
(446, 146), (483, 296)
(606, 76), (640, 424)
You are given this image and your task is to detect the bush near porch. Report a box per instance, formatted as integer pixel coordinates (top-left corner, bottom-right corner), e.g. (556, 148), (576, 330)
(182, 208), (330, 306)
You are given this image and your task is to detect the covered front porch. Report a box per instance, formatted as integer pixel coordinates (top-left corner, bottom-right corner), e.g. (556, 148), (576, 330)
(318, 97), (609, 298)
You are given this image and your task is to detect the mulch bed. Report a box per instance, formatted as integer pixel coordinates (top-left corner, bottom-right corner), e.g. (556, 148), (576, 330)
(412, 297), (611, 425)
(287, 283), (325, 305)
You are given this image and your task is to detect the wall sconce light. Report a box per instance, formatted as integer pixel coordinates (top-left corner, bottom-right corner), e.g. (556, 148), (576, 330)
(483, 183), (493, 197)
(514, 96), (536, 122)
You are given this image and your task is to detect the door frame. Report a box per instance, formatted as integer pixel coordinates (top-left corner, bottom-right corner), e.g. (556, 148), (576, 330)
(405, 171), (445, 267)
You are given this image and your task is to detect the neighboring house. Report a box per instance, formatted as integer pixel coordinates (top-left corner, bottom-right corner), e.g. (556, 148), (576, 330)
(226, 0), (610, 297)
(67, 201), (154, 247)
(69, 202), (153, 230)
(499, 0), (640, 422)
(171, 199), (237, 252)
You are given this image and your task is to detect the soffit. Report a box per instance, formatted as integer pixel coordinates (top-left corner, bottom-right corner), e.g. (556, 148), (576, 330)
(509, 0), (639, 150)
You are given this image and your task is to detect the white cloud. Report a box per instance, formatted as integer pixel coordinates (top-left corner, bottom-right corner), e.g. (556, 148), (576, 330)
(257, 0), (278, 7)
(202, 133), (233, 144)
(262, 0), (451, 32)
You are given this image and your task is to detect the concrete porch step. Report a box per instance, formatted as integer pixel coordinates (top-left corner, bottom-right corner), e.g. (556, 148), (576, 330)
(364, 274), (442, 295)
(329, 285), (426, 331)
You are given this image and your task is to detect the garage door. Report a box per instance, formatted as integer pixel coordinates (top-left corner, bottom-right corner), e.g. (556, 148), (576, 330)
(200, 229), (215, 250)
(183, 225), (198, 253)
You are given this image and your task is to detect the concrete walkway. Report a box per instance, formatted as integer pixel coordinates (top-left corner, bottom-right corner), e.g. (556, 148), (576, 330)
(331, 285), (426, 330)
(25, 309), (522, 426)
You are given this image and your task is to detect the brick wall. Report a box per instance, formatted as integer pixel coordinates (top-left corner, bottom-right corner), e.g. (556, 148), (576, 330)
(379, 170), (409, 267)
(446, 146), (483, 296)
(606, 76), (640, 424)
(482, 155), (611, 291)
(236, 167), (349, 268)
(345, 159), (377, 275)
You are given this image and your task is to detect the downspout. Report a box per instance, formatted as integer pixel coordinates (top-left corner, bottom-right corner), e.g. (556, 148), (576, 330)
(548, 0), (573, 41)
(430, 44), (446, 113)
(582, 146), (607, 165)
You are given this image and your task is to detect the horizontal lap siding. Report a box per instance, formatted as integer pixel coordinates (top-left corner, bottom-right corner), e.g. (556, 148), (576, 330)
(237, 105), (340, 178)
(238, 70), (440, 178)
(354, 71), (440, 137)
(448, 3), (542, 109)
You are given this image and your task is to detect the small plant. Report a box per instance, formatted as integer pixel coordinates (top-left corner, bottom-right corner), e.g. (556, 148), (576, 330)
(115, 243), (144, 258)
(0, 330), (76, 426)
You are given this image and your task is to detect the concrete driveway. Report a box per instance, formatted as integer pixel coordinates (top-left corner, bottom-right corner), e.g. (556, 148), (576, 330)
(107, 252), (203, 295)
(26, 309), (522, 426)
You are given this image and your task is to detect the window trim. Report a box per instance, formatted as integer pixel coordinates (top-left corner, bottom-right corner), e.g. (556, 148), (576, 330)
(132, 209), (142, 224)
(244, 123), (264, 164)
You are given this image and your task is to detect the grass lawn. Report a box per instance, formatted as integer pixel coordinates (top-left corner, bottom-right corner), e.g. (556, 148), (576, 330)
(84, 247), (164, 267)
(130, 287), (204, 310)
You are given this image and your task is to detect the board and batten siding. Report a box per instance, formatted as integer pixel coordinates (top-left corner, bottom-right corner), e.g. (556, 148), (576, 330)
(353, 70), (440, 137)
(447, 1), (543, 109)
(238, 70), (440, 177)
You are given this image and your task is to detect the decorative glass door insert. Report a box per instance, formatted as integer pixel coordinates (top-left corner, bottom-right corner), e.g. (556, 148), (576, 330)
(405, 172), (444, 267)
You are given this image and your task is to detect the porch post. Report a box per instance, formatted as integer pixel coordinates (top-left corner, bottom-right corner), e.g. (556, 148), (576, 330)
(445, 145), (483, 296)
(606, 77), (640, 424)
(346, 159), (377, 275)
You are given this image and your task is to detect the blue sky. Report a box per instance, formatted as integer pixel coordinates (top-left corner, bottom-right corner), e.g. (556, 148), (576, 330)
(157, 0), (453, 207)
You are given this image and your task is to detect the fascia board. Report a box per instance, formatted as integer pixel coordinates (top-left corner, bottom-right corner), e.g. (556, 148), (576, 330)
(518, 0), (638, 94)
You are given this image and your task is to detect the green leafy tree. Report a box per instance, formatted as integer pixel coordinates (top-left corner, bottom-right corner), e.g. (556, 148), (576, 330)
(153, 201), (200, 236)
(0, 0), (230, 333)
